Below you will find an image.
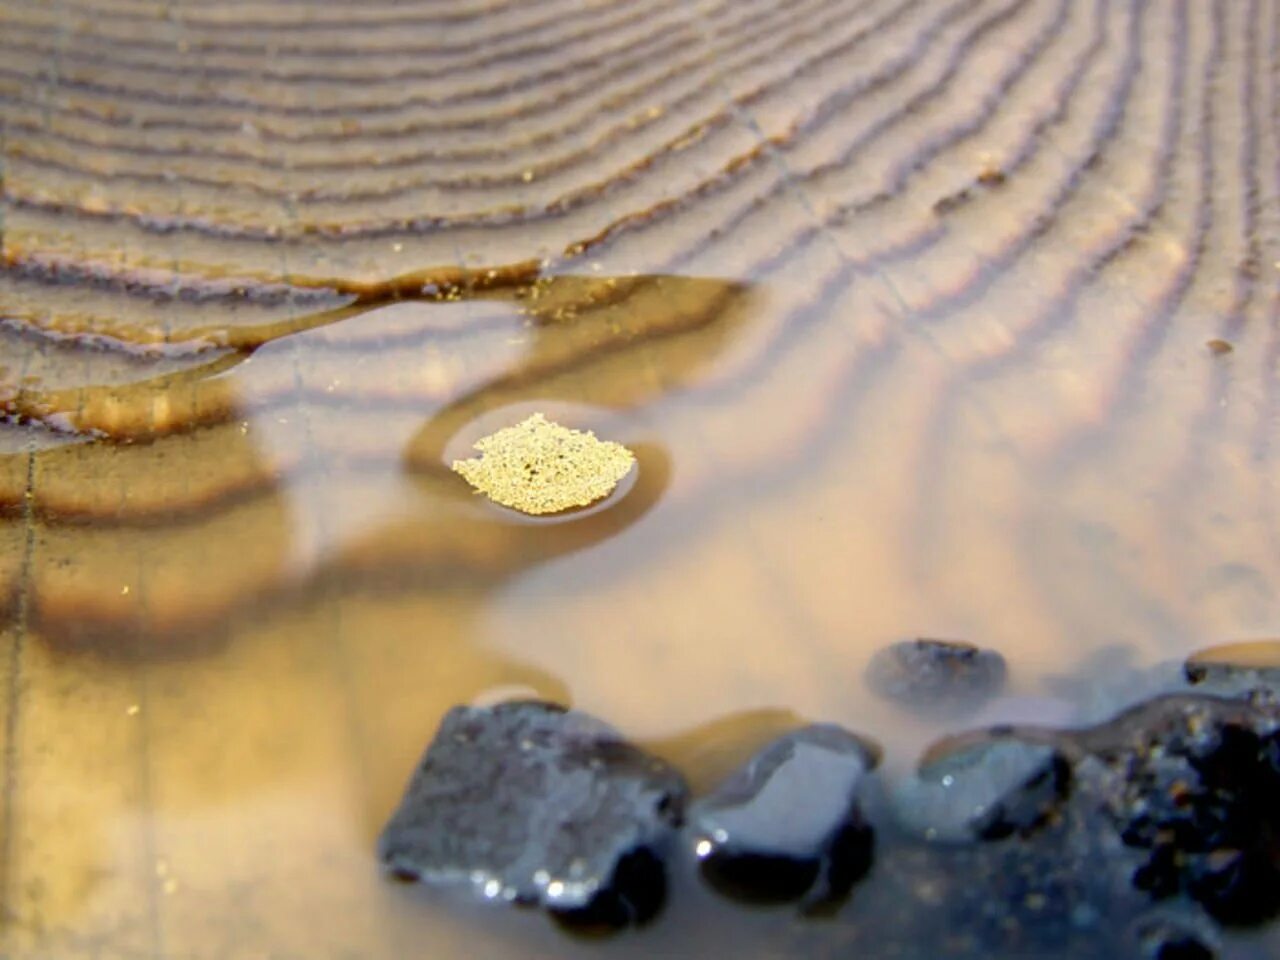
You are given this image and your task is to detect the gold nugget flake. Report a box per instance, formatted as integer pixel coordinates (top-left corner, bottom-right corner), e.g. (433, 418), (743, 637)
(451, 413), (635, 515)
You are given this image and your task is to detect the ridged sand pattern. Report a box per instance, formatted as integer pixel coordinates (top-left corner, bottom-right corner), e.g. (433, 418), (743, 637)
(1, 0), (1278, 957)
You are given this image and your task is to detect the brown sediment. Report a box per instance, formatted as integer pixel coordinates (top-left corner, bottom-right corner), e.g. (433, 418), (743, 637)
(4, 1), (1280, 956)
(0, 269), (751, 647)
(1, 247), (542, 303)
(0, 272), (748, 441)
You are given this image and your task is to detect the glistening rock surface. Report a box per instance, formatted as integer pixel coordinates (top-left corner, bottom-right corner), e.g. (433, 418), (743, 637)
(893, 736), (1071, 844)
(689, 724), (877, 911)
(7, 1), (1280, 958)
(378, 700), (688, 928)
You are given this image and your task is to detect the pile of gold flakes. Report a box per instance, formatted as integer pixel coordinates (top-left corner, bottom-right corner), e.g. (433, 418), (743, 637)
(451, 413), (636, 515)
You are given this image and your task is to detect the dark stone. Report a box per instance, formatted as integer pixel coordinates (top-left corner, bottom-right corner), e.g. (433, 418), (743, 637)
(1132, 914), (1218, 960)
(865, 638), (1007, 714)
(689, 724), (876, 911)
(376, 688), (1280, 956)
(782, 780), (1147, 959)
(377, 700), (688, 928)
(1155, 938), (1216, 960)
(1084, 698), (1280, 926)
(894, 735), (1071, 844)
(758, 694), (1280, 959)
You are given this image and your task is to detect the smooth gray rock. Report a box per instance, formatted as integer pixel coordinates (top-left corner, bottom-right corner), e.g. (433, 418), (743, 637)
(865, 638), (1007, 715)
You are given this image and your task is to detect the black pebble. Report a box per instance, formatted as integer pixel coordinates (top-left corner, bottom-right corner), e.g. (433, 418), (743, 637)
(377, 700), (688, 929)
(689, 724), (877, 912)
(1133, 915), (1218, 960)
(1099, 704), (1280, 925)
(1156, 938), (1216, 960)
(865, 638), (1007, 714)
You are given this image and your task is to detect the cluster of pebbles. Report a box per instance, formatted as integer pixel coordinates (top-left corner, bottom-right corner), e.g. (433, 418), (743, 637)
(378, 639), (1280, 958)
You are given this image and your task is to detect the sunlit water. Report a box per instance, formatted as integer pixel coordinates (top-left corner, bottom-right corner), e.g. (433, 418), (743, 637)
(3, 261), (1279, 958)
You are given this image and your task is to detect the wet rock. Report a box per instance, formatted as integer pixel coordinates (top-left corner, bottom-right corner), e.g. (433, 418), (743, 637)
(775, 694), (1280, 959)
(1131, 913), (1219, 960)
(377, 700), (688, 928)
(1084, 697), (1280, 926)
(1150, 936), (1216, 960)
(938, 828), (1137, 955)
(865, 638), (1007, 715)
(689, 724), (876, 911)
(894, 735), (1071, 844)
(784, 785), (1147, 959)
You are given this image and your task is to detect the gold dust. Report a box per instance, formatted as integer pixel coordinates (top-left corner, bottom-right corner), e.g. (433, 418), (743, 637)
(451, 413), (635, 515)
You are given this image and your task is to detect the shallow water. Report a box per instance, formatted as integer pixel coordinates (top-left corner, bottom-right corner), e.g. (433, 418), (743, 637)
(4, 0), (1280, 955)
(4, 269), (1279, 958)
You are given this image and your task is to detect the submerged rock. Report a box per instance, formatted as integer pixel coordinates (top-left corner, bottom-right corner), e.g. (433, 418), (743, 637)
(783, 773), (1147, 959)
(894, 735), (1071, 844)
(1131, 912), (1220, 960)
(376, 686), (1280, 954)
(377, 700), (688, 928)
(865, 638), (1007, 715)
(932, 695), (1280, 928)
(1089, 698), (1280, 926)
(786, 692), (1280, 958)
(689, 724), (877, 911)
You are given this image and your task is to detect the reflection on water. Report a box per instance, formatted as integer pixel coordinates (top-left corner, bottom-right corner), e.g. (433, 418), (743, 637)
(5, 0), (1280, 948)
(2, 262), (1279, 958)
(1, 273), (748, 645)
(1, 273), (775, 956)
